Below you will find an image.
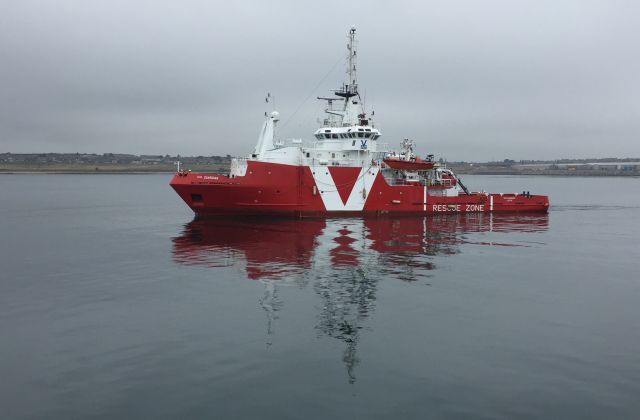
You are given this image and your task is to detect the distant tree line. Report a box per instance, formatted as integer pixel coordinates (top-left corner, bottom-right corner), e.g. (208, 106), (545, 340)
(0, 153), (232, 165)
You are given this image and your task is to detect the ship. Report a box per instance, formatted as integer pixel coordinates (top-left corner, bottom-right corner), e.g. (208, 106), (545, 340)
(170, 27), (550, 217)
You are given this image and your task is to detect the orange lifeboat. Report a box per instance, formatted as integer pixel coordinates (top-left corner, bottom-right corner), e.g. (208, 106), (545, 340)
(383, 156), (435, 171)
(383, 139), (435, 171)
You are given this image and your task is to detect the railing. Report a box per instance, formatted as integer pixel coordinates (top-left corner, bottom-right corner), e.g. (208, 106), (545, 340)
(305, 157), (362, 167)
(429, 178), (455, 187)
(381, 176), (457, 188)
(383, 177), (425, 186)
(376, 142), (390, 153)
(230, 157), (248, 177)
(274, 138), (306, 148)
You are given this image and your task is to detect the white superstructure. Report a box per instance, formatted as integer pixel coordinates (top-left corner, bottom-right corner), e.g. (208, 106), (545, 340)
(243, 26), (385, 170)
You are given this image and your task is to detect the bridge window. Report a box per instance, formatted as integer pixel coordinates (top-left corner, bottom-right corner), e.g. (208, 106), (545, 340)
(332, 134), (338, 139)
(358, 132), (365, 138)
(324, 134), (331, 139)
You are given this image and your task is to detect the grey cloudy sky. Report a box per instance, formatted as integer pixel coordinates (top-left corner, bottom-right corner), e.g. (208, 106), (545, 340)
(1, 0), (639, 161)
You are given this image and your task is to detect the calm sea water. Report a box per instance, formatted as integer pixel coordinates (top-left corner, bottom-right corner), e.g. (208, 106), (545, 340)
(1, 174), (639, 419)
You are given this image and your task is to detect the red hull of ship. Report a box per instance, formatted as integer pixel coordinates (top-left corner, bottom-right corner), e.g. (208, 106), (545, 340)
(170, 161), (549, 216)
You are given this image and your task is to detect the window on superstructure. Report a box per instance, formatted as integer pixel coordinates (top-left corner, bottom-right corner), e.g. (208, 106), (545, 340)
(352, 140), (356, 146)
(324, 134), (331, 139)
(358, 132), (365, 138)
(332, 134), (338, 139)
(364, 133), (372, 138)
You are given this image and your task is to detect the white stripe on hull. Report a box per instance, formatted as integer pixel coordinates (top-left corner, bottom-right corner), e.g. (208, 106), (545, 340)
(423, 185), (427, 211)
(312, 167), (379, 211)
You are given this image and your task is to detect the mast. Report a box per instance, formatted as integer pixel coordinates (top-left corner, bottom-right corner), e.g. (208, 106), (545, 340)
(318, 27), (367, 127)
(347, 26), (357, 93)
(335, 26), (358, 101)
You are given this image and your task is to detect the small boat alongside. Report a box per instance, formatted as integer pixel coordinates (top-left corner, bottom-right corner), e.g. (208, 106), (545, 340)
(383, 139), (436, 171)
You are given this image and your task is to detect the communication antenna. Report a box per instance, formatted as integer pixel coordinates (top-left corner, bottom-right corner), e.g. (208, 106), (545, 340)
(265, 92), (276, 111)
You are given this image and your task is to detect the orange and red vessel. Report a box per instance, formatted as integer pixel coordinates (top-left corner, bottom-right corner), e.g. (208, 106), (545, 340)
(171, 28), (549, 217)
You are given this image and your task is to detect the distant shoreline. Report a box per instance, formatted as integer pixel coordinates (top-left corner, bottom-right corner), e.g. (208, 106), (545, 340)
(0, 171), (175, 175)
(1, 168), (638, 177)
(2, 154), (639, 176)
(0, 163), (226, 174)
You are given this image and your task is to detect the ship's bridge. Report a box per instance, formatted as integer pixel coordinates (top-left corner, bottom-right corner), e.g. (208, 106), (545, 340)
(313, 126), (381, 152)
(314, 126), (381, 141)
(301, 125), (387, 167)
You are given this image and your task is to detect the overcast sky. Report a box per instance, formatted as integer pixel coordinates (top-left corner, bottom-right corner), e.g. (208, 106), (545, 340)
(1, 0), (639, 161)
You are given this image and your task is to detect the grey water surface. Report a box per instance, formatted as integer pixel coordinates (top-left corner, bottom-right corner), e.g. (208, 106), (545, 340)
(1, 174), (639, 419)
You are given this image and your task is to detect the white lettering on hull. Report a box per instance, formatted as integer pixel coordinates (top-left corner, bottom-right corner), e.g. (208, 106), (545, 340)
(465, 204), (484, 212)
(431, 204), (461, 212)
(431, 204), (485, 213)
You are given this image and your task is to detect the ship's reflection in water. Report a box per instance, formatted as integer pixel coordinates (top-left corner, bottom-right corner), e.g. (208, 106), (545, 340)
(172, 214), (548, 383)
